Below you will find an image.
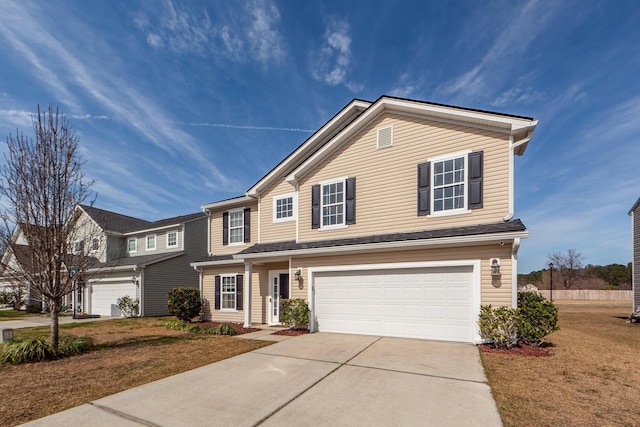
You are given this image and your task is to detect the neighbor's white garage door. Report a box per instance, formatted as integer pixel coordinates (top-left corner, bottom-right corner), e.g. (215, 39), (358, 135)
(313, 266), (475, 342)
(90, 282), (137, 316)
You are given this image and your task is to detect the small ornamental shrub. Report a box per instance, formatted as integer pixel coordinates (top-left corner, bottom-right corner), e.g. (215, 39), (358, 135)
(116, 295), (139, 318)
(213, 323), (238, 336)
(58, 335), (94, 357)
(25, 303), (42, 314)
(167, 287), (202, 322)
(477, 305), (519, 349)
(280, 298), (310, 329)
(164, 319), (189, 330)
(0, 335), (93, 364)
(517, 291), (559, 347)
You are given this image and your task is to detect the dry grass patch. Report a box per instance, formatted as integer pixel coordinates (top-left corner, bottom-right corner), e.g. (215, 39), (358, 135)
(0, 317), (272, 426)
(481, 301), (639, 427)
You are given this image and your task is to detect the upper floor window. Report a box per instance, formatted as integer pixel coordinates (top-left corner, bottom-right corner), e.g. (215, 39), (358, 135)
(73, 240), (84, 253)
(229, 210), (244, 244)
(128, 237), (137, 253)
(146, 234), (156, 251)
(274, 194), (294, 223)
(418, 151), (483, 217)
(91, 237), (100, 252)
(167, 231), (178, 248)
(222, 208), (250, 246)
(311, 177), (356, 230)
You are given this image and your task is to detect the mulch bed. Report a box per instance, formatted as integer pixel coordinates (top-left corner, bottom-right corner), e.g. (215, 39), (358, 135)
(479, 344), (551, 357)
(272, 328), (310, 336)
(196, 321), (261, 334)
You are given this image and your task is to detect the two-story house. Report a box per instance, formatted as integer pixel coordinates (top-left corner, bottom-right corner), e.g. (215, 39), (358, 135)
(65, 205), (207, 316)
(192, 96), (538, 343)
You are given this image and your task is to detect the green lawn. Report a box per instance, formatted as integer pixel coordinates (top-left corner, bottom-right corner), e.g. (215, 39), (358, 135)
(0, 310), (30, 320)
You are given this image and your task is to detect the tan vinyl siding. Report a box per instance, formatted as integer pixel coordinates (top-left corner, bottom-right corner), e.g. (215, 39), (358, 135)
(297, 113), (510, 242)
(208, 202), (259, 255)
(291, 244), (514, 307)
(633, 209), (640, 309)
(201, 265), (245, 322)
(259, 180), (297, 243)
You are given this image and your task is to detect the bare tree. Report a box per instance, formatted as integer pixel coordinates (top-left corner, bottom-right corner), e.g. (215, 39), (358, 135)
(547, 249), (585, 290)
(0, 105), (95, 349)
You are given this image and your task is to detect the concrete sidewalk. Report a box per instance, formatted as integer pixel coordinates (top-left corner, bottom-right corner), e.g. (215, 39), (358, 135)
(22, 333), (502, 427)
(1, 315), (115, 332)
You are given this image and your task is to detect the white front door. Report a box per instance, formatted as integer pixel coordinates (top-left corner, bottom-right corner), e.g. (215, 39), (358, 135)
(269, 270), (289, 325)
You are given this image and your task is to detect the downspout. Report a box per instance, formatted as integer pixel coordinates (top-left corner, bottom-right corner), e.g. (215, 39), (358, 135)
(203, 208), (212, 256)
(258, 195), (261, 243)
(511, 238), (521, 308)
(137, 268), (144, 317)
(504, 130), (534, 222)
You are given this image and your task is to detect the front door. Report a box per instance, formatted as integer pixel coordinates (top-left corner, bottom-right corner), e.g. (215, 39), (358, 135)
(269, 270), (290, 325)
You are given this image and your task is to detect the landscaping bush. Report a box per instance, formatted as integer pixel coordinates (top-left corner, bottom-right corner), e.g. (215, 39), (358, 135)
(213, 323), (238, 336)
(167, 287), (202, 322)
(477, 305), (519, 349)
(25, 303), (42, 314)
(517, 291), (559, 346)
(164, 319), (190, 330)
(280, 298), (310, 329)
(117, 295), (139, 318)
(0, 335), (93, 364)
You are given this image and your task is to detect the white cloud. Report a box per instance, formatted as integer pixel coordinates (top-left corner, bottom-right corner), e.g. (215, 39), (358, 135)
(389, 73), (423, 98)
(491, 86), (543, 107)
(311, 18), (361, 91)
(245, 0), (285, 65)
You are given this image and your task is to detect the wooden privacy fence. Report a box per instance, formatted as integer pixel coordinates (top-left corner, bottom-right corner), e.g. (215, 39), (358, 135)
(537, 290), (632, 301)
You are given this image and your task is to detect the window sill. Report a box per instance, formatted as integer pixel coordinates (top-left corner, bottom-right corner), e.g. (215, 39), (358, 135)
(319, 224), (348, 231)
(228, 242), (246, 247)
(219, 309), (239, 312)
(427, 209), (471, 218)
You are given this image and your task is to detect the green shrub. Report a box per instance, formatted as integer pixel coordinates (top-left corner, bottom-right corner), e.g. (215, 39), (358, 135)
(25, 303), (42, 314)
(280, 299), (310, 329)
(116, 295), (139, 318)
(517, 291), (559, 347)
(212, 323), (238, 336)
(58, 335), (94, 356)
(167, 288), (202, 322)
(477, 305), (519, 349)
(0, 335), (94, 364)
(164, 319), (189, 330)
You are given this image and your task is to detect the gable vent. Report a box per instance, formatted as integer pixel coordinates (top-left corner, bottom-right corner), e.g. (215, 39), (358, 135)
(377, 126), (393, 149)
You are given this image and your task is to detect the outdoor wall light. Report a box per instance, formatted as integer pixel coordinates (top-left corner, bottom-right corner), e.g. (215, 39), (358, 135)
(490, 258), (501, 277)
(294, 268), (302, 282)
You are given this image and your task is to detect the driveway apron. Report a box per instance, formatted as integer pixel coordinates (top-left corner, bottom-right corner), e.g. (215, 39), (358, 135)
(22, 333), (502, 427)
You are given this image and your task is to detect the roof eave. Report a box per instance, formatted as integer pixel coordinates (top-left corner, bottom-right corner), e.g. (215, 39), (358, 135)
(201, 196), (254, 212)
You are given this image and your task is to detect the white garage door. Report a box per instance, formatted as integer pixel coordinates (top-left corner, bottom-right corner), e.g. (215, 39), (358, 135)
(313, 266), (475, 342)
(91, 282), (137, 316)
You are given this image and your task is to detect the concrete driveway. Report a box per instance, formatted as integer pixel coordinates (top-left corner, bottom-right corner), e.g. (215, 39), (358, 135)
(23, 333), (502, 427)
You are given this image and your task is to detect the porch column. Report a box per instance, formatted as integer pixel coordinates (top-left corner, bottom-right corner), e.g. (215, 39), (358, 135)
(244, 262), (252, 327)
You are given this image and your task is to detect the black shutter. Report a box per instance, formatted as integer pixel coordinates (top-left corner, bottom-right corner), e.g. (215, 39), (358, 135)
(279, 273), (290, 299)
(214, 275), (221, 310)
(345, 177), (356, 225)
(236, 275), (243, 310)
(417, 162), (431, 216)
(311, 184), (320, 229)
(243, 208), (251, 243)
(222, 212), (229, 245)
(468, 151), (483, 209)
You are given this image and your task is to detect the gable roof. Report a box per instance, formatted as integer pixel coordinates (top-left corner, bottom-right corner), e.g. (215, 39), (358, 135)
(79, 205), (205, 234)
(629, 197), (640, 215)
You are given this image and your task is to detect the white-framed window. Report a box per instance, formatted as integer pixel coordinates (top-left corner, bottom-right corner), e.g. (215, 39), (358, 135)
(321, 178), (346, 229)
(91, 237), (100, 252)
(128, 237), (137, 253)
(430, 152), (469, 216)
(273, 194), (295, 223)
(146, 234), (156, 251)
(228, 209), (244, 245)
(166, 231), (178, 248)
(73, 240), (84, 253)
(221, 274), (236, 310)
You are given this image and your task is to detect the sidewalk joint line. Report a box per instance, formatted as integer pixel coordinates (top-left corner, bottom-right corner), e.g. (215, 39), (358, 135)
(90, 403), (162, 427)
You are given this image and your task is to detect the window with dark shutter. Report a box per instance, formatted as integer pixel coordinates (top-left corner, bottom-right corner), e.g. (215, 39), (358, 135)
(311, 184), (320, 229)
(243, 208), (251, 243)
(236, 275), (243, 310)
(345, 177), (356, 225)
(222, 212), (229, 245)
(468, 151), (483, 209)
(214, 275), (221, 310)
(417, 162), (431, 216)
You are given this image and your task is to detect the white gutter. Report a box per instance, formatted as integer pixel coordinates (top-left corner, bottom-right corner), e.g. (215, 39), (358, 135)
(511, 237), (521, 307)
(201, 196), (253, 211)
(235, 230), (529, 260)
(123, 223), (183, 236)
(190, 258), (244, 268)
(504, 128), (536, 221)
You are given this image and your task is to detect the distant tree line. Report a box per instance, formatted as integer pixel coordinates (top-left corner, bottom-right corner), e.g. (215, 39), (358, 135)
(518, 249), (632, 290)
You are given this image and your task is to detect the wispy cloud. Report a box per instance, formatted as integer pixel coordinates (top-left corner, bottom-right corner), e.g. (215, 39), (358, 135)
(388, 73), (423, 98)
(176, 121), (314, 133)
(311, 18), (362, 92)
(134, 0), (285, 66)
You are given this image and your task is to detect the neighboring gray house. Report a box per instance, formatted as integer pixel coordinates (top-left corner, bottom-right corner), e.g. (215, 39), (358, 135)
(77, 205), (207, 316)
(630, 198), (640, 311)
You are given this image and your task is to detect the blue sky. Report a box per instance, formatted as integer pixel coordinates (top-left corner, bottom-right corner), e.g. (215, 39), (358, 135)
(0, 0), (638, 273)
